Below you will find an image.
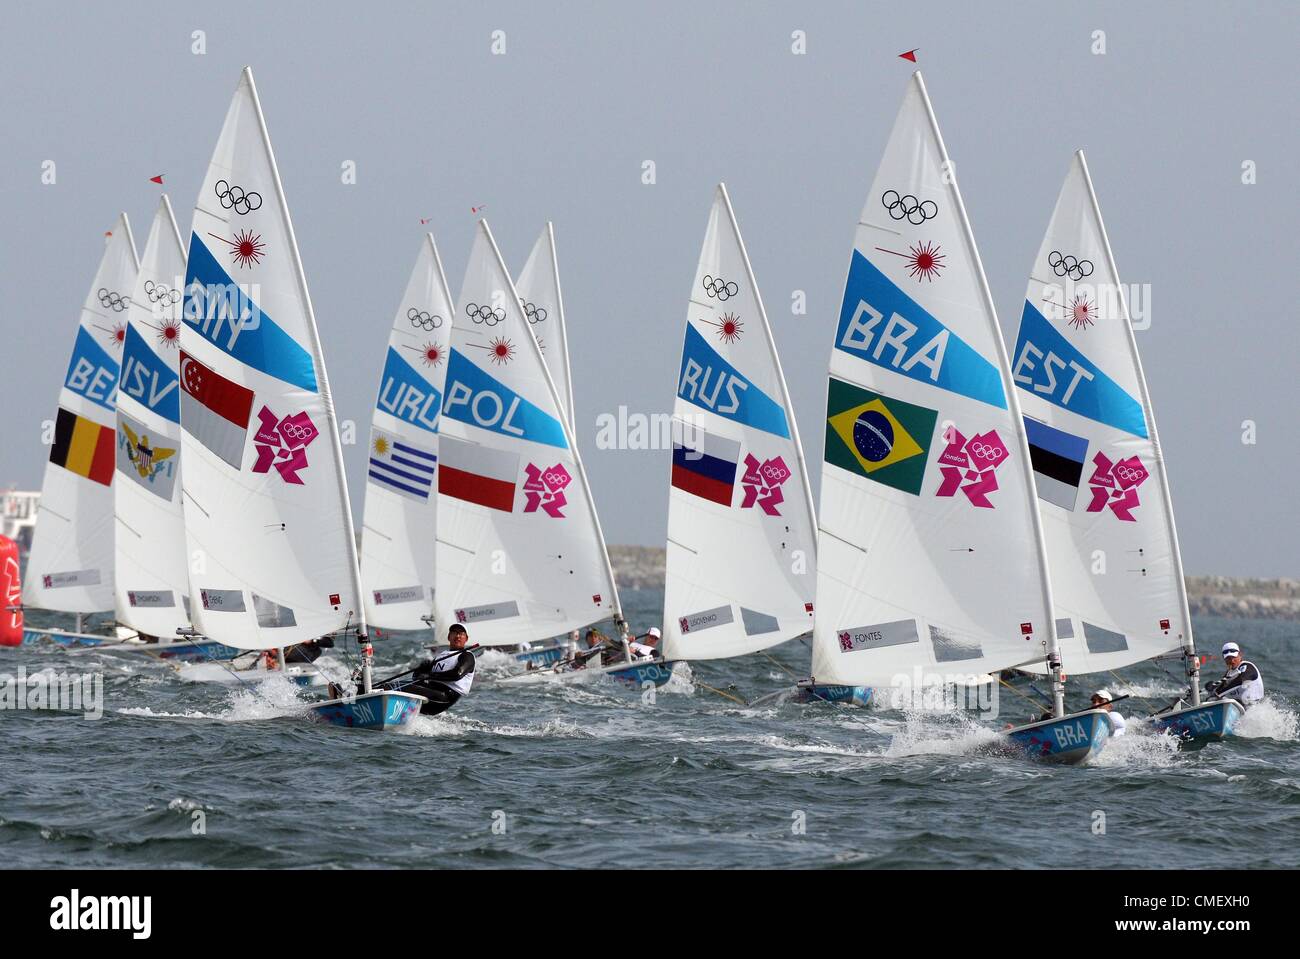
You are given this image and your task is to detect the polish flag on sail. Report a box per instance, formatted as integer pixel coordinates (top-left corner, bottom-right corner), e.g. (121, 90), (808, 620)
(438, 435), (518, 512)
(179, 351), (255, 470)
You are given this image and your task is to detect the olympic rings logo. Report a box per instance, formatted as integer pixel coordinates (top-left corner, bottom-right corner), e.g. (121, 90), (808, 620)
(98, 288), (129, 312)
(143, 280), (181, 306)
(1048, 250), (1094, 280)
(702, 275), (738, 300)
(882, 190), (938, 224)
(968, 441), (1004, 461)
(281, 420), (315, 442)
(761, 462), (790, 484)
(465, 303), (506, 326)
(214, 180), (263, 215)
(1115, 465), (1145, 483)
(523, 301), (548, 324)
(407, 307), (442, 331)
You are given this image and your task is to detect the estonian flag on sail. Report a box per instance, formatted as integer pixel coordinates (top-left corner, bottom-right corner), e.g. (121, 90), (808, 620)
(670, 419), (740, 507)
(368, 428), (436, 503)
(1023, 416), (1088, 510)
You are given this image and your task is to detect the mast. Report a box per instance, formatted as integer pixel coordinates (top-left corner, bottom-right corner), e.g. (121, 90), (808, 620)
(719, 182), (819, 558)
(1075, 151), (1198, 707)
(480, 222), (625, 634)
(546, 222), (578, 435)
(914, 72), (1064, 716)
(243, 66), (371, 689)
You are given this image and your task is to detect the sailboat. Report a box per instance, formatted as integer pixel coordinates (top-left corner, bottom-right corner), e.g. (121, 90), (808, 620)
(23, 215), (140, 648)
(1012, 151), (1237, 741)
(438, 221), (631, 679)
(804, 72), (1110, 763)
(179, 67), (421, 729)
(359, 234), (455, 636)
(659, 184), (818, 678)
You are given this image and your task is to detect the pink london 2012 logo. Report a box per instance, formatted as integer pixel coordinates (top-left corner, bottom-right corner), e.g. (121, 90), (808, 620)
(252, 406), (319, 484)
(523, 463), (572, 518)
(1086, 451), (1148, 521)
(740, 454), (791, 516)
(935, 425), (1009, 508)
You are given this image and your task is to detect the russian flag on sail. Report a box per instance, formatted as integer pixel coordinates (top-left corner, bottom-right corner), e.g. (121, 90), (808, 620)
(671, 419), (741, 507)
(438, 435), (518, 512)
(369, 428), (436, 503)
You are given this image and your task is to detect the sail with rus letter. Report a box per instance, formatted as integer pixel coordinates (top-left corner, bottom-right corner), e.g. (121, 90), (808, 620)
(809, 73), (1058, 692)
(434, 221), (620, 646)
(114, 196), (193, 638)
(179, 67), (363, 650)
(1013, 151), (1191, 674)
(24, 215), (139, 614)
(360, 235), (455, 630)
(662, 184), (818, 661)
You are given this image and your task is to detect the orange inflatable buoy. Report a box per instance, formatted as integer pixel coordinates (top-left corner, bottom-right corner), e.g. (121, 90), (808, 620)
(0, 535), (22, 647)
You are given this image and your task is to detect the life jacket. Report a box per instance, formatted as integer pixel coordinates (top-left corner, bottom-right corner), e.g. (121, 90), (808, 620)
(1219, 660), (1264, 705)
(424, 649), (475, 696)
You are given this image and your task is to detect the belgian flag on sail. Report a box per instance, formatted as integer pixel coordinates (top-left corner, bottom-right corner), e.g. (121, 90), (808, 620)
(49, 407), (115, 486)
(825, 378), (936, 495)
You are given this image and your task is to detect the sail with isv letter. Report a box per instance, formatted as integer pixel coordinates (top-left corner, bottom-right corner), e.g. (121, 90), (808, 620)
(360, 234), (455, 630)
(809, 72), (1059, 691)
(179, 67), (364, 649)
(434, 220), (621, 646)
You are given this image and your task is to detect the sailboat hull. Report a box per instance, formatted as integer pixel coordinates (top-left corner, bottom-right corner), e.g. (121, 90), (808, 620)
(1002, 709), (1110, 765)
(1151, 699), (1243, 742)
(499, 657), (675, 688)
(515, 645), (568, 667)
(601, 658), (675, 687)
(21, 628), (240, 662)
(797, 684), (873, 706)
(309, 691), (425, 731)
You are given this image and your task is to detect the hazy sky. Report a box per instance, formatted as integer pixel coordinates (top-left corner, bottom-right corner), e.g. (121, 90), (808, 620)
(2, 1), (1296, 576)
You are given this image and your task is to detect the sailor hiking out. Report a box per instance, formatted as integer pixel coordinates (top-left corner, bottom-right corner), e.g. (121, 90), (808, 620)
(1207, 642), (1264, 707)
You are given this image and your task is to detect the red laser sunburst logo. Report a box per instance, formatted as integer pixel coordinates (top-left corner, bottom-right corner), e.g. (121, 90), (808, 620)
(488, 336), (515, 365)
(715, 312), (744, 344)
(112, 323), (126, 349)
(209, 230), (266, 269)
(419, 341), (443, 367)
(904, 241), (945, 282)
(154, 319), (182, 349)
(1068, 294), (1096, 331)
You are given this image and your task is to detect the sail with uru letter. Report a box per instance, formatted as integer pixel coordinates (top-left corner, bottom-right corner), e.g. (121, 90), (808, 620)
(114, 195), (193, 637)
(662, 184), (818, 661)
(1012, 151), (1189, 674)
(179, 67), (363, 650)
(434, 220), (620, 645)
(360, 234), (455, 630)
(23, 215), (139, 614)
(809, 72), (1058, 690)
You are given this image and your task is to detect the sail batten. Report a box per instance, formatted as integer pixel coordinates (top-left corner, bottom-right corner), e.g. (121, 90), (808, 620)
(662, 184), (818, 661)
(24, 214), (140, 615)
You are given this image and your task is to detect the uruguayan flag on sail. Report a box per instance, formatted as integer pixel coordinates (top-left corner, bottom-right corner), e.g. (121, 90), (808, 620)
(368, 427), (436, 502)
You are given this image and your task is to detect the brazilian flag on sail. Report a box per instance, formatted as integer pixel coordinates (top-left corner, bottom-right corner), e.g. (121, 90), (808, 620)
(825, 378), (937, 495)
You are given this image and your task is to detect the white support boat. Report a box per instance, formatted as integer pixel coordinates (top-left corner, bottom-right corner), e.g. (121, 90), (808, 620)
(1011, 151), (1239, 743)
(803, 72), (1108, 764)
(179, 67), (420, 730)
(22, 214), (139, 645)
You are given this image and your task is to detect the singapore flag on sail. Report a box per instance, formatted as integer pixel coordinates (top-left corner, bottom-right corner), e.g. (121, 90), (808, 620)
(179, 351), (255, 469)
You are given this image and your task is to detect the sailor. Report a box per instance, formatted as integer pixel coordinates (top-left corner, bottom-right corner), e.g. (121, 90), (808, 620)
(628, 627), (661, 660)
(1206, 642), (1264, 706)
(1090, 688), (1126, 737)
(412, 623), (476, 707)
(284, 636), (332, 665)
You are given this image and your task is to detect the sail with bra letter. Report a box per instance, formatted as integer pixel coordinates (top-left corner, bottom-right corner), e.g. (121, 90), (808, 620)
(1012, 150), (1192, 677)
(114, 195), (193, 638)
(809, 72), (1062, 698)
(360, 234), (455, 630)
(24, 215), (139, 615)
(662, 184), (818, 662)
(434, 220), (621, 646)
(179, 67), (364, 650)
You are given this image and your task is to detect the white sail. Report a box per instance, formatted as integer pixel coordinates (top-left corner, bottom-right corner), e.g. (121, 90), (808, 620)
(359, 234), (455, 630)
(809, 73), (1057, 689)
(434, 220), (619, 646)
(1013, 151), (1189, 674)
(179, 67), (363, 650)
(113, 196), (193, 637)
(662, 184), (818, 661)
(24, 215), (139, 614)
(515, 223), (575, 431)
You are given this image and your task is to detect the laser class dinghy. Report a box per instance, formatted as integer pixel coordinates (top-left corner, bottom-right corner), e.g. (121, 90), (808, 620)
(802, 73), (1110, 763)
(22, 215), (140, 649)
(1012, 151), (1240, 743)
(179, 67), (421, 729)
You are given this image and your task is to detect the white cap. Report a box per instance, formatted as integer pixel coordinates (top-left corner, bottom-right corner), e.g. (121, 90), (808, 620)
(1092, 688), (1113, 703)
(647, 627), (662, 639)
(1222, 642), (1241, 657)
